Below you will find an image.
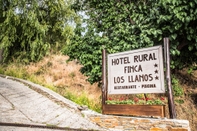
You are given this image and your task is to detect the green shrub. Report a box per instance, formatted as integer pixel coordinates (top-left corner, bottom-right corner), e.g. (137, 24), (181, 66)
(172, 75), (184, 97)
(64, 91), (101, 113)
(175, 99), (184, 104)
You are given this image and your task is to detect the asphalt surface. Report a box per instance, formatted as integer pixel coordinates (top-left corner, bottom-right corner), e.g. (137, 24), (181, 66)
(0, 75), (106, 131)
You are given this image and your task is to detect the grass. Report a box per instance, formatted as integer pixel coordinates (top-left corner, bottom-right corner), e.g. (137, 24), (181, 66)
(0, 54), (102, 112)
(64, 90), (101, 112)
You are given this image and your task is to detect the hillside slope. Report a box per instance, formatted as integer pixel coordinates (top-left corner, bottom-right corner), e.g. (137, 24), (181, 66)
(0, 54), (197, 130)
(173, 69), (197, 130)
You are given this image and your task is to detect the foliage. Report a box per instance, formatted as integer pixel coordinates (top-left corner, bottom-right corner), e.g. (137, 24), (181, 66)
(64, 91), (101, 112)
(64, 0), (197, 84)
(172, 75), (184, 97)
(187, 65), (197, 75)
(64, 23), (104, 84)
(106, 96), (166, 105)
(175, 99), (184, 104)
(0, 0), (79, 62)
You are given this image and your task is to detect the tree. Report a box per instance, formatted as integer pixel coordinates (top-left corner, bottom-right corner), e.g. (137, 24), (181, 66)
(64, 0), (197, 84)
(0, 0), (79, 62)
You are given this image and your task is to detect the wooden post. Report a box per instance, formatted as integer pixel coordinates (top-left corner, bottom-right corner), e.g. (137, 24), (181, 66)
(163, 38), (176, 119)
(102, 49), (107, 113)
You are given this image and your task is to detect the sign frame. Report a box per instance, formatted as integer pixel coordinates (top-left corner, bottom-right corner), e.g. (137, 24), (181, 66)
(107, 45), (165, 94)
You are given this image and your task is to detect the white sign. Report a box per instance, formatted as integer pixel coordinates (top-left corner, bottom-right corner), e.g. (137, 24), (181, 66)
(107, 45), (165, 94)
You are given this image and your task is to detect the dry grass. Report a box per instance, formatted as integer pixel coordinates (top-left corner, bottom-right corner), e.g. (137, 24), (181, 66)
(28, 55), (100, 93)
(2, 54), (102, 111)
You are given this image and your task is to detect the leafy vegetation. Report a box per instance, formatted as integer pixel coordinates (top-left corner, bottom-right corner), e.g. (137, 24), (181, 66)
(0, 0), (79, 62)
(64, 91), (101, 112)
(172, 75), (184, 97)
(106, 96), (166, 105)
(64, 0), (197, 84)
(175, 99), (184, 104)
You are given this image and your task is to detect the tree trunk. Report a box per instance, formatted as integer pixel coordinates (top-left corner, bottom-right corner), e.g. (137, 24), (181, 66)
(0, 49), (4, 62)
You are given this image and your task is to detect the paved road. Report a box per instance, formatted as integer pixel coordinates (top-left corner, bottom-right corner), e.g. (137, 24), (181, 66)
(0, 76), (105, 131)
